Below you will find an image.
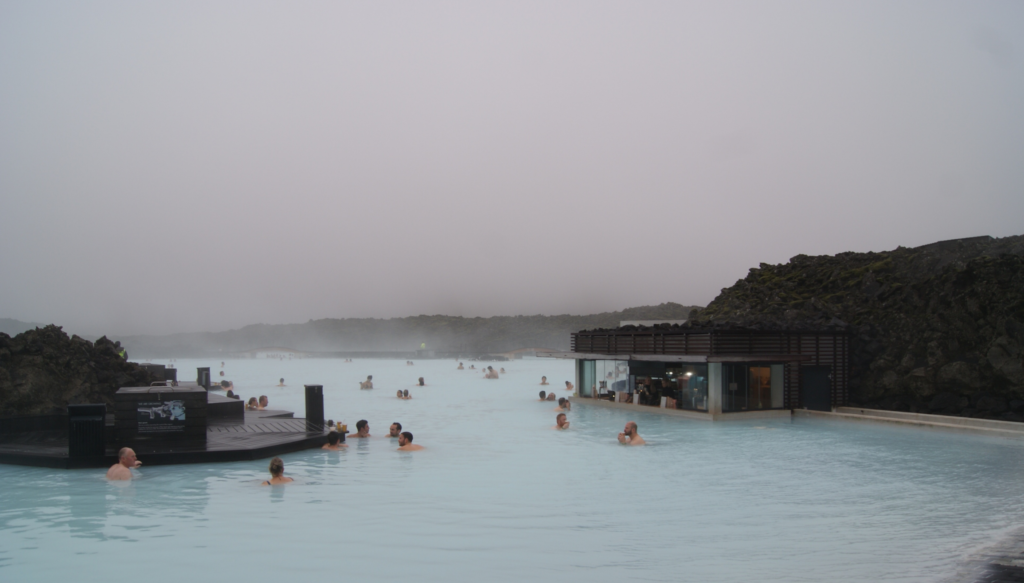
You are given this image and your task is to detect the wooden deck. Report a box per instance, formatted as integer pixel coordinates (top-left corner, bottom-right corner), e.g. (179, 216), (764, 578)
(0, 412), (328, 469)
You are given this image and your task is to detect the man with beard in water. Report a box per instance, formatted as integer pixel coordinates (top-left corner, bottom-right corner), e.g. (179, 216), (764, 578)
(397, 431), (423, 451)
(554, 413), (570, 430)
(617, 421), (646, 446)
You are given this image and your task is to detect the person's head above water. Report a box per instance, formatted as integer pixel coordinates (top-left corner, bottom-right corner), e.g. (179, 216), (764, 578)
(259, 395), (268, 407)
(399, 432), (413, 445)
(397, 390), (404, 398)
(367, 375), (372, 380)
(327, 431), (340, 446)
(557, 397), (566, 407)
(556, 413), (569, 429)
(403, 389), (409, 398)
(279, 378), (284, 384)
(220, 380), (230, 388)
(418, 377), (424, 386)
(539, 390), (547, 400)
(269, 457), (285, 477)
(355, 419), (369, 436)
(389, 422), (402, 437)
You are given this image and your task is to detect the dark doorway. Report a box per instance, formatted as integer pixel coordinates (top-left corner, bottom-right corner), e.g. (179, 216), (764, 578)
(802, 366), (832, 411)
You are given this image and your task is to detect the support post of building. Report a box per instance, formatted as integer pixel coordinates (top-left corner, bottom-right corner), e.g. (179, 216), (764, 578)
(707, 363), (723, 417)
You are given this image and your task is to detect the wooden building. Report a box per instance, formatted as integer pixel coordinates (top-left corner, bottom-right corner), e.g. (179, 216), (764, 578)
(547, 326), (848, 420)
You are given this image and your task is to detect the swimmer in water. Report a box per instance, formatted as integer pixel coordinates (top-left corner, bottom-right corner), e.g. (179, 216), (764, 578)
(246, 397), (258, 410)
(417, 377), (425, 386)
(397, 431), (423, 451)
(277, 378), (285, 386)
(457, 362), (464, 370)
(565, 380), (574, 392)
(396, 390), (405, 399)
(262, 457), (294, 485)
(403, 389), (410, 399)
(500, 368), (506, 374)
(360, 375), (374, 390)
(484, 366), (499, 379)
(617, 421), (646, 446)
(539, 390), (548, 401)
(388, 422), (402, 438)
(546, 392), (557, 401)
(540, 376), (549, 386)
(321, 431), (347, 450)
(555, 397), (567, 411)
(352, 420), (371, 438)
(258, 395), (268, 410)
(554, 413), (570, 430)
(106, 447), (142, 480)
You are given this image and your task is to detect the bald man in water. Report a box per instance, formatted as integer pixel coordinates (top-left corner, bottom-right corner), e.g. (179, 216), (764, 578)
(617, 421), (646, 446)
(106, 447), (142, 480)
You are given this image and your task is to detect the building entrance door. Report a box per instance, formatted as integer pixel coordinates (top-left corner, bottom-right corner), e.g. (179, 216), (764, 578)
(802, 366), (832, 411)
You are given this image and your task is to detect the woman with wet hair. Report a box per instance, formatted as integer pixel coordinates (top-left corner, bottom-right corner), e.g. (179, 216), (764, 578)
(262, 457), (294, 485)
(246, 397), (258, 410)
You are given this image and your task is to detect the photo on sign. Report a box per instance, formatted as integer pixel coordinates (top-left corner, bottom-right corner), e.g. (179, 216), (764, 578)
(137, 400), (186, 433)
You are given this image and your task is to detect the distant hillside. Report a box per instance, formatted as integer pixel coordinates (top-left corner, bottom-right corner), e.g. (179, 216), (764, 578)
(689, 235), (1024, 420)
(0, 318), (46, 337)
(120, 303), (701, 357)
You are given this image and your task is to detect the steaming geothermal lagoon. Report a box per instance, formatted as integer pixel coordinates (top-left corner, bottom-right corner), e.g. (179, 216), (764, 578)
(2, 357), (1024, 582)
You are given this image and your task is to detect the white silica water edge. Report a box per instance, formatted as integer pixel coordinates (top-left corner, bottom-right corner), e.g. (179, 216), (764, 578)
(2, 357), (1024, 582)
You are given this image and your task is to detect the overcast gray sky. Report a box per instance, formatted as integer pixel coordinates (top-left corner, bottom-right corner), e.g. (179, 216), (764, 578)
(1, 1), (1022, 336)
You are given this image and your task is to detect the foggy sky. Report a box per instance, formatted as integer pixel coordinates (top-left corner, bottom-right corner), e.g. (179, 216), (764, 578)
(1, 1), (1022, 336)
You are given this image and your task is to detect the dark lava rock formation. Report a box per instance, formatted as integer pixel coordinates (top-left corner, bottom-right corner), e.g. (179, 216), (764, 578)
(0, 325), (154, 415)
(690, 235), (1024, 420)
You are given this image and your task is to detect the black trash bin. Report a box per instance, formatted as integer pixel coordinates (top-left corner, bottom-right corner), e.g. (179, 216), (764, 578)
(68, 404), (107, 458)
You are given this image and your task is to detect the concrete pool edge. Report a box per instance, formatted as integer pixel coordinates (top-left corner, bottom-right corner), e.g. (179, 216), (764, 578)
(568, 398), (791, 421)
(795, 409), (1024, 438)
(570, 398), (1024, 438)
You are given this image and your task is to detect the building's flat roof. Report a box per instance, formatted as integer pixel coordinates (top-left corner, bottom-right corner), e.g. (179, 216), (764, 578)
(541, 352), (812, 363)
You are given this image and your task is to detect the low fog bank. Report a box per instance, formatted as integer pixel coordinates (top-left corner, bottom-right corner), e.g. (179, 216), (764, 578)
(117, 304), (699, 358)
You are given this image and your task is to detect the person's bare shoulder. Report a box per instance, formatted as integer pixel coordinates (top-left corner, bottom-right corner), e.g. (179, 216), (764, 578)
(631, 437), (646, 446)
(398, 444), (424, 451)
(106, 465), (130, 480)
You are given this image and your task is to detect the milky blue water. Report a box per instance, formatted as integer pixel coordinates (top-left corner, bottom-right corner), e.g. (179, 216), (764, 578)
(2, 357), (1024, 582)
